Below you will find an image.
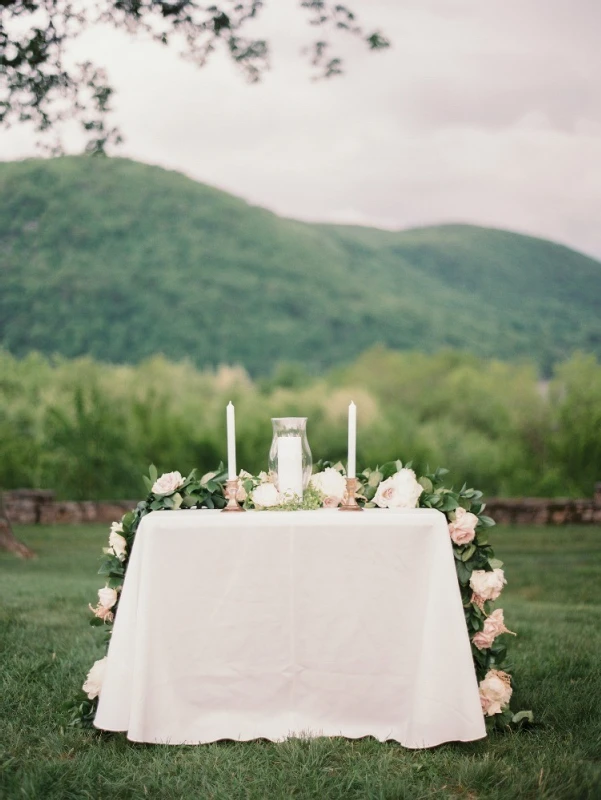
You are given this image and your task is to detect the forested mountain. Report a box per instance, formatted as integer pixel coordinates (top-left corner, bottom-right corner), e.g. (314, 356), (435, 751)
(1, 156), (600, 374)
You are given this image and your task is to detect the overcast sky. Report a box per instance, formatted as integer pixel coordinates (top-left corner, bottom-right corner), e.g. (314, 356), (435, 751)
(2, 0), (601, 259)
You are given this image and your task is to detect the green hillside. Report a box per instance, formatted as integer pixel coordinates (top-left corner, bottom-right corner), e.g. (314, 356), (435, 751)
(1, 156), (600, 374)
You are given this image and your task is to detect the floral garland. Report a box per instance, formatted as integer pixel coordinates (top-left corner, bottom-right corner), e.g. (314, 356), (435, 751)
(71, 461), (531, 730)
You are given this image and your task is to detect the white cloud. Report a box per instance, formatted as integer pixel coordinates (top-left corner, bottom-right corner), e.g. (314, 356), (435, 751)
(1, 0), (600, 258)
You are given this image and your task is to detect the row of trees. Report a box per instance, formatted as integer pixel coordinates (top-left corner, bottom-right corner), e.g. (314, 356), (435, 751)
(1, 347), (600, 500)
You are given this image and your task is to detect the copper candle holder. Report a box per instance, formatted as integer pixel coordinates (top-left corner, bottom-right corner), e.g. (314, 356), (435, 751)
(222, 478), (246, 512)
(339, 477), (363, 512)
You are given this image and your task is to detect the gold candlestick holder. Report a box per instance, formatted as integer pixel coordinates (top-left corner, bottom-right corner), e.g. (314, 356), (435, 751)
(222, 478), (246, 512)
(339, 477), (363, 511)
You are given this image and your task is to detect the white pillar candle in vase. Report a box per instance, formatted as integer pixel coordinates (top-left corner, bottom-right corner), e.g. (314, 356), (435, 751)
(277, 436), (303, 498)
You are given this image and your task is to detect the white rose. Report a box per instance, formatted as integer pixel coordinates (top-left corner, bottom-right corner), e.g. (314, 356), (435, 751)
(108, 529), (127, 560)
(310, 468), (347, 507)
(97, 587), (117, 609)
(251, 482), (281, 508)
(374, 469), (423, 509)
(152, 471), (185, 494)
(82, 656), (108, 700)
(110, 521), (123, 534)
(470, 568), (506, 602)
(479, 669), (513, 716)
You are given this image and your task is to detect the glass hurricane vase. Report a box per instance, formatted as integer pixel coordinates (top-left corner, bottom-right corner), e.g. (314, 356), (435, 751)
(268, 417), (312, 499)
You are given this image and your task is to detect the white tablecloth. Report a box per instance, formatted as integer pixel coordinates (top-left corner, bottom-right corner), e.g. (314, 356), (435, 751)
(95, 508), (486, 747)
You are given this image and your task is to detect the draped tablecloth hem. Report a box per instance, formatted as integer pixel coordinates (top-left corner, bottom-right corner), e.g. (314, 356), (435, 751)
(93, 721), (487, 749)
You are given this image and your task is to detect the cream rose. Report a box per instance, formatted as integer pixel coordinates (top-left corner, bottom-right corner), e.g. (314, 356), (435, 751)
(251, 482), (281, 508)
(152, 470), (185, 495)
(97, 587), (117, 609)
(108, 528), (127, 560)
(83, 656), (108, 699)
(374, 469), (423, 509)
(448, 506), (479, 545)
(479, 669), (513, 716)
(470, 568), (506, 604)
(472, 609), (513, 650)
(310, 468), (347, 507)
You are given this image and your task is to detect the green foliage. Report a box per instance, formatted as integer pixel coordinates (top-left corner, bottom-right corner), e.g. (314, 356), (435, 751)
(1, 156), (600, 374)
(1, 347), (601, 500)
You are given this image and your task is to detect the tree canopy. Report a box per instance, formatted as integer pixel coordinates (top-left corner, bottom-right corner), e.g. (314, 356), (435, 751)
(0, 1), (389, 153)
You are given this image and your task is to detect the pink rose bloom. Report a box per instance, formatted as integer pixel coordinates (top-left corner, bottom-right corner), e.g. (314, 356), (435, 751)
(374, 469), (422, 509)
(470, 568), (506, 605)
(472, 609), (513, 650)
(89, 603), (114, 622)
(479, 669), (513, 716)
(323, 495), (341, 508)
(448, 507), (478, 545)
(310, 468), (346, 507)
(152, 471), (185, 495)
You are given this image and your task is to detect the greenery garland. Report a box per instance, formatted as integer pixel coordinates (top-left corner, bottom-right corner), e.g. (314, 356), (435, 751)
(70, 461), (531, 732)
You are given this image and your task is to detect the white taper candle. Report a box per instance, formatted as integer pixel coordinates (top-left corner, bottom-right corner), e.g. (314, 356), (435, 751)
(226, 401), (237, 480)
(348, 401), (357, 479)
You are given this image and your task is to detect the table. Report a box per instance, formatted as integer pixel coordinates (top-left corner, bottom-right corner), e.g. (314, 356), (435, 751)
(94, 508), (486, 748)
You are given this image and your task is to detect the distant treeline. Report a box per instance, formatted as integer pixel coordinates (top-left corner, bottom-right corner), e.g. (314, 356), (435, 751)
(1, 347), (600, 500)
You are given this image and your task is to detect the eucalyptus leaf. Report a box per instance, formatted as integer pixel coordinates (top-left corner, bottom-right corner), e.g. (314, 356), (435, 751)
(418, 476), (433, 493)
(460, 544), (477, 562)
(368, 470), (383, 487)
(149, 464), (158, 484)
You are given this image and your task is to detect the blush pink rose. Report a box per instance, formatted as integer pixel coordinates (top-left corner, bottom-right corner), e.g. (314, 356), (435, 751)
(472, 609), (513, 650)
(373, 469), (422, 509)
(479, 669), (513, 716)
(310, 468), (347, 507)
(448, 506), (479, 545)
(152, 471), (185, 495)
(323, 495), (341, 508)
(89, 603), (114, 622)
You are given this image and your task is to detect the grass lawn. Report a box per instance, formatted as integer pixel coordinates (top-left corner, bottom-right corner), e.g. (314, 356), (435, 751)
(1, 523), (600, 800)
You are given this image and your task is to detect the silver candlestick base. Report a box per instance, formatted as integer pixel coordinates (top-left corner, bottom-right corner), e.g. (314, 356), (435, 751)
(222, 478), (246, 512)
(339, 477), (363, 511)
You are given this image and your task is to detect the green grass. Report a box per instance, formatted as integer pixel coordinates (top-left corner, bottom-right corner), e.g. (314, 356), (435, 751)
(1, 524), (600, 799)
(2, 156), (601, 374)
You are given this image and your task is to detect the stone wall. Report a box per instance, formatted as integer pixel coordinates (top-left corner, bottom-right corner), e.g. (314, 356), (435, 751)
(3, 484), (601, 526)
(3, 490), (136, 526)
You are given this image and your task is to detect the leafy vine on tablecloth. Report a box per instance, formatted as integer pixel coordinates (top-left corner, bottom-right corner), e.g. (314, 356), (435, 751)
(70, 461), (531, 731)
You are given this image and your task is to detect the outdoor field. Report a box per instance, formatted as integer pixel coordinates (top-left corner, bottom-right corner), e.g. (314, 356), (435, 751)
(1, 524), (600, 800)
